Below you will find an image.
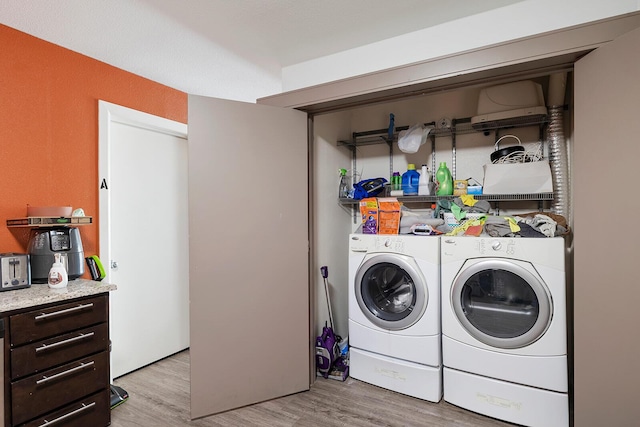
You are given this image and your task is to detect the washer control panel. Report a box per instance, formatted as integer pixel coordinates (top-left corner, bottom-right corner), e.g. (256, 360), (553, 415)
(349, 234), (406, 253)
(373, 236), (405, 253)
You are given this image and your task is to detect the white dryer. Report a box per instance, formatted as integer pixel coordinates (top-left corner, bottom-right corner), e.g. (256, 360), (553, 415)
(441, 236), (568, 427)
(348, 233), (441, 402)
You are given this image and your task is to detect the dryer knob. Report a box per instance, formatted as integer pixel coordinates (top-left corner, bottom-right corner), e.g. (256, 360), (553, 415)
(491, 241), (502, 251)
(384, 239), (392, 247)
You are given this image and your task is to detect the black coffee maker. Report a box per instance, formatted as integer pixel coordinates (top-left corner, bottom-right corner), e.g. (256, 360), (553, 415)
(28, 227), (85, 283)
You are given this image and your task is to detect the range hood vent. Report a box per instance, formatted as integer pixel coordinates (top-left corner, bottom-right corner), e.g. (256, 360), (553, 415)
(471, 80), (547, 131)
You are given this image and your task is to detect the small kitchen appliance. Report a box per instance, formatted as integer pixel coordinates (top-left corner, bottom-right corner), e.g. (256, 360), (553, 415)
(28, 227), (85, 283)
(0, 253), (31, 291)
(85, 255), (106, 281)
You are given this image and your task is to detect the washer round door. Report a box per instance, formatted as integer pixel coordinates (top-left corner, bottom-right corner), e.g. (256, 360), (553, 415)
(451, 259), (552, 349)
(354, 253), (428, 330)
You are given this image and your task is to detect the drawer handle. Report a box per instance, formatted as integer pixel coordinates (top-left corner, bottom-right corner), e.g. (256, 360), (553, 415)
(35, 303), (94, 321)
(38, 401), (96, 426)
(36, 361), (95, 385)
(35, 332), (96, 353)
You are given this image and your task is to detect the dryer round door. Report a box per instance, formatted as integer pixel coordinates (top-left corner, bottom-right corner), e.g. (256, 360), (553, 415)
(451, 258), (552, 349)
(354, 253), (428, 330)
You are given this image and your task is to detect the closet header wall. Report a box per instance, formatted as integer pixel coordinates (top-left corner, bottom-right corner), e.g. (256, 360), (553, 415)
(258, 13), (640, 115)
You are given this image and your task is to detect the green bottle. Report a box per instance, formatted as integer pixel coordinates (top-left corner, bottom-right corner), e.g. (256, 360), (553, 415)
(436, 162), (453, 196)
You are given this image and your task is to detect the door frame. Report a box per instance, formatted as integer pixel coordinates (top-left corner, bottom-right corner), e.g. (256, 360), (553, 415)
(97, 100), (188, 283)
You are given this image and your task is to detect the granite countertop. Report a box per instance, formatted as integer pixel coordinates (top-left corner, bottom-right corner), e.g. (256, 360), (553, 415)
(0, 279), (117, 313)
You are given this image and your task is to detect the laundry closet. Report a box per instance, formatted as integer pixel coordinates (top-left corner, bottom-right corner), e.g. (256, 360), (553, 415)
(187, 13), (640, 427)
(258, 13), (640, 427)
(311, 69), (572, 427)
(312, 73), (567, 347)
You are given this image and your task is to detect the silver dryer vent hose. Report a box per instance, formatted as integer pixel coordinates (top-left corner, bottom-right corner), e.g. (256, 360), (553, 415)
(548, 105), (570, 221)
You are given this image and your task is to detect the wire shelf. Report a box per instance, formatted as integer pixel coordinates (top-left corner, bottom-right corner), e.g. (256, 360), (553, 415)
(336, 115), (548, 149)
(339, 193), (553, 205)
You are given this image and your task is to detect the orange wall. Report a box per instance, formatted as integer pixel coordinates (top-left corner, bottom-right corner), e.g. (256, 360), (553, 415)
(0, 24), (187, 275)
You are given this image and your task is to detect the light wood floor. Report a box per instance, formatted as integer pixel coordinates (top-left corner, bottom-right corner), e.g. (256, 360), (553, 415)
(110, 350), (515, 427)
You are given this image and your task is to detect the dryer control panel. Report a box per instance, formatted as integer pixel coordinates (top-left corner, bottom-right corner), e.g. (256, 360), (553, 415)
(442, 236), (565, 269)
(477, 238), (517, 256)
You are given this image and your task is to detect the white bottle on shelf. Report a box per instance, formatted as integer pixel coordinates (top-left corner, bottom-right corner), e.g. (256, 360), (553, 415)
(47, 253), (68, 289)
(418, 164), (431, 195)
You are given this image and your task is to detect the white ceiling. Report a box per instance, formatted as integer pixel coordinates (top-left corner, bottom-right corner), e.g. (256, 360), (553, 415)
(140, 0), (523, 67)
(0, 0), (523, 98)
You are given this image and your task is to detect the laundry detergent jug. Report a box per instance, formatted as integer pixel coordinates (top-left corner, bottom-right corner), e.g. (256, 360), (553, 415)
(401, 164), (420, 195)
(436, 162), (453, 196)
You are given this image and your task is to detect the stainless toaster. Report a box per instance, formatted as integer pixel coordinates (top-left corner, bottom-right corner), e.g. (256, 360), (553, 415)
(0, 253), (31, 291)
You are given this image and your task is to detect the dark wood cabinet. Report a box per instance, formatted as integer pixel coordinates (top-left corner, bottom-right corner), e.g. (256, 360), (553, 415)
(18, 390), (110, 427)
(4, 293), (111, 426)
(9, 296), (108, 346)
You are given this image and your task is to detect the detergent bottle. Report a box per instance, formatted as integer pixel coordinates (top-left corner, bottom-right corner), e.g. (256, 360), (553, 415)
(401, 164), (420, 195)
(418, 164), (431, 195)
(436, 162), (453, 196)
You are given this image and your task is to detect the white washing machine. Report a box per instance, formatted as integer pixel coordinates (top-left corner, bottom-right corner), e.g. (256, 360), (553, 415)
(441, 236), (568, 427)
(348, 233), (441, 402)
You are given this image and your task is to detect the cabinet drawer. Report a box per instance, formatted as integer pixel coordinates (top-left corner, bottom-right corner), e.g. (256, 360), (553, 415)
(18, 389), (110, 427)
(10, 295), (108, 346)
(11, 351), (109, 425)
(11, 322), (109, 379)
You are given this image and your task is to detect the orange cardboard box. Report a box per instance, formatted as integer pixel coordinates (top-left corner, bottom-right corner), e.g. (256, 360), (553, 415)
(359, 197), (378, 234)
(377, 197), (401, 234)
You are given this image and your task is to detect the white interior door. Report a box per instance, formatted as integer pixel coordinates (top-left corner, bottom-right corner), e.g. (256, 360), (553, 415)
(99, 101), (189, 379)
(188, 95), (309, 418)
